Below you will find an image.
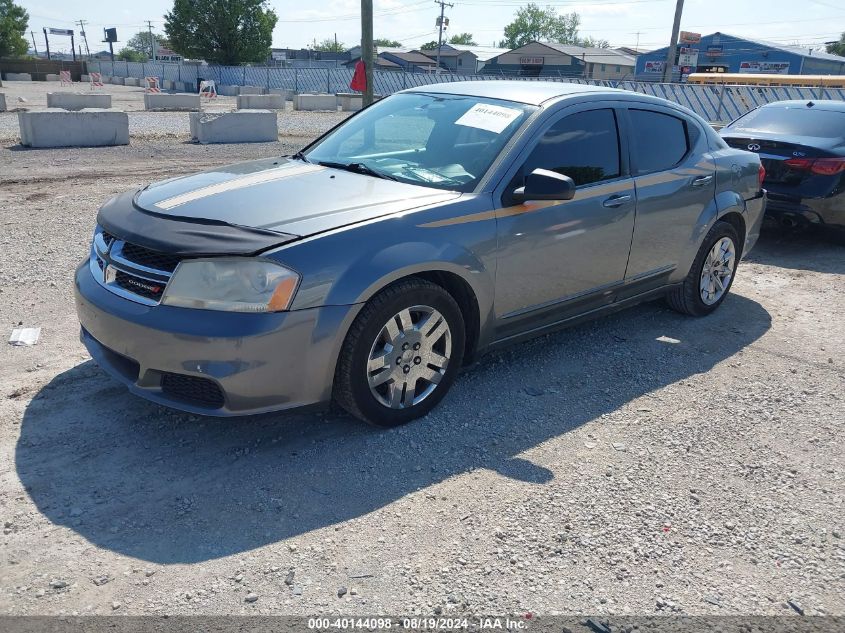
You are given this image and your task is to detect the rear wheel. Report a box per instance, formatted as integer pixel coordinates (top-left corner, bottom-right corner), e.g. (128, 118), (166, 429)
(667, 221), (740, 316)
(334, 278), (465, 427)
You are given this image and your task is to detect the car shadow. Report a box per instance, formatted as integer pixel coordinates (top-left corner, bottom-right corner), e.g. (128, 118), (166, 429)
(746, 226), (845, 274)
(16, 294), (771, 564)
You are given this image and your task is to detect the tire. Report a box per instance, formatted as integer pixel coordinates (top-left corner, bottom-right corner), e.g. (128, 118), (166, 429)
(667, 220), (740, 317)
(334, 278), (465, 427)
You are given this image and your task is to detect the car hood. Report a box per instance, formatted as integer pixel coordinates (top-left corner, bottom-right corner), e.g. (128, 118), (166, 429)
(133, 157), (460, 237)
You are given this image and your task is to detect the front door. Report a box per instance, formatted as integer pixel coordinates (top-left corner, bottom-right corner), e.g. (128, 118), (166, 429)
(494, 107), (636, 330)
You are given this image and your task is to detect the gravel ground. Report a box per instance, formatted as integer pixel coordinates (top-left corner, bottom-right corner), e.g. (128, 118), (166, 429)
(0, 80), (350, 142)
(0, 138), (843, 618)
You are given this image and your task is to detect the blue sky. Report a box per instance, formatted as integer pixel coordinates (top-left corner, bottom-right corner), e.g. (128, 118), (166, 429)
(21, 0), (845, 55)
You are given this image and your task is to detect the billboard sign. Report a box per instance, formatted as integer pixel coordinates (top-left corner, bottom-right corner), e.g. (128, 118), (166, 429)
(679, 31), (701, 44)
(739, 61), (791, 74)
(519, 57), (544, 65)
(644, 60), (665, 73)
(49, 28), (74, 36)
(678, 47), (699, 67)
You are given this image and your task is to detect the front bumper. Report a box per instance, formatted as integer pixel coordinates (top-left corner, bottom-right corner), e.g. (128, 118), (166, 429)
(75, 260), (361, 416)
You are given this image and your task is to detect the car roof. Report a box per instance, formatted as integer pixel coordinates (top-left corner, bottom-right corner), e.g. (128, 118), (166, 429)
(402, 80), (624, 106)
(760, 100), (845, 113)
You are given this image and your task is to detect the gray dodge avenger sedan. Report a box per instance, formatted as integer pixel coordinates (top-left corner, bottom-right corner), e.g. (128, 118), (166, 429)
(75, 81), (766, 426)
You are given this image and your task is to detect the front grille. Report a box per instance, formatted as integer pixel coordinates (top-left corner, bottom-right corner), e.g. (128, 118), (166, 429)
(120, 242), (182, 273)
(161, 372), (225, 409)
(114, 270), (166, 301)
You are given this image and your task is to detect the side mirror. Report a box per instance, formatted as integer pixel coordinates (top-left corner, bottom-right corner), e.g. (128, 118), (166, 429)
(512, 168), (576, 203)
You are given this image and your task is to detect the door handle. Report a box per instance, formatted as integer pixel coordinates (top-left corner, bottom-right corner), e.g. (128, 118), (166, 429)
(602, 194), (632, 208)
(692, 175), (714, 187)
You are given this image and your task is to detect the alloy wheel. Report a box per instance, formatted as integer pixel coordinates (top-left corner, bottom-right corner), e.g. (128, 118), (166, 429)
(700, 236), (736, 305)
(366, 305), (452, 409)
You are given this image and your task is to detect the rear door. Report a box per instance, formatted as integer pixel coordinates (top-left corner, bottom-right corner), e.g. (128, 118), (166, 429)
(622, 106), (716, 289)
(493, 105), (636, 327)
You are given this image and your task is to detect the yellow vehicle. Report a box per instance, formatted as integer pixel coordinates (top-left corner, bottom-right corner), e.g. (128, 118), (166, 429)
(687, 73), (845, 87)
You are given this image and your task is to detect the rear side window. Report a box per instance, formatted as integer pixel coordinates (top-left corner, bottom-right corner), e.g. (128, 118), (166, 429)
(629, 109), (689, 174)
(522, 108), (621, 187)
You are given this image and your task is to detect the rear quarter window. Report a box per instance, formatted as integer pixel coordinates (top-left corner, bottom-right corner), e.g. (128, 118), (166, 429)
(629, 109), (690, 174)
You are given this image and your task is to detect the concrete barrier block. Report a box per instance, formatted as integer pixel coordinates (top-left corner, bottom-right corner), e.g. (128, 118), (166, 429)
(5, 73), (32, 81)
(47, 92), (112, 110)
(80, 74), (90, 82)
(240, 85), (265, 95)
(144, 92), (201, 111)
(163, 80), (175, 90)
(337, 93), (364, 112)
(18, 109), (129, 148)
(269, 88), (293, 101)
(124, 77), (140, 87)
(46, 74), (61, 82)
(189, 110), (277, 144)
(0, 93), (6, 112)
(217, 84), (240, 96)
(237, 94), (284, 109)
(294, 93), (338, 111)
(111, 77), (125, 85)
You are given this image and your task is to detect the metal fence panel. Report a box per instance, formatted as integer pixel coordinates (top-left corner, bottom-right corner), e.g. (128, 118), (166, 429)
(88, 61), (845, 121)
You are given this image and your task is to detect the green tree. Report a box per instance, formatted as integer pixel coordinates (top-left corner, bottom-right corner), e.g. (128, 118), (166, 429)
(126, 31), (170, 59)
(0, 0), (29, 58)
(420, 41), (439, 50)
(374, 38), (402, 48)
(499, 3), (581, 49)
(576, 36), (610, 49)
(313, 37), (345, 53)
(827, 32), (845, 57)
(117, 47), (147, 62)
(164, 0), (277, 65)
(449, 32), (477, 46)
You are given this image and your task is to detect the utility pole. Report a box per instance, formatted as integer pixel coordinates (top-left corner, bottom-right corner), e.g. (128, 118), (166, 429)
(30, 31), (38, 56)
(633, 31), (641, 53)
(361, 0), (374, 106)
(77, 20), (91, 58)
(43, 28), (51, 60)
(146, 20), (157, 62)
(434, 0), (453, 75)
(662, 0), (684, 83)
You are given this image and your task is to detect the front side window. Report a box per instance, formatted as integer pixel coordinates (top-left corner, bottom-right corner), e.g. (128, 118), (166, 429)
(305, 93), (536, 192)
(629, 109), (689, 174)
(520, 108), (622, 188)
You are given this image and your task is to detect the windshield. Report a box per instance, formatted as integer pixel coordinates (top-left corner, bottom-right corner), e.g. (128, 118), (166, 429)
(303, 92), (536, 192)
(725, 106), (845, 138)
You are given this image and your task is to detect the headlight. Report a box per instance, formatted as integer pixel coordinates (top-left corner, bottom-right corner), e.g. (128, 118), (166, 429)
(161, 259), (300, 313)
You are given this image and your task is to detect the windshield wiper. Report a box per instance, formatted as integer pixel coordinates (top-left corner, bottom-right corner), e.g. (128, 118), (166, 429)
(316, 160), (398, 181)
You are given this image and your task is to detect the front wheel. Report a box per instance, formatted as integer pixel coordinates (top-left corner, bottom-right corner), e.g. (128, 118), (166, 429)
(334, 278), (465, 427)
(667, 221), (740, 316)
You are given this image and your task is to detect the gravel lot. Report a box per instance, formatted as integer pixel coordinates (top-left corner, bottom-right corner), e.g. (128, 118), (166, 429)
(0, 80), (350, 142)
(0, 131), (843, 619)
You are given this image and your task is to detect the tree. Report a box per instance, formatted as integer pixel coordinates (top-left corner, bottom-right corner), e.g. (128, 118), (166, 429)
(827, 32), (845, 57)
(313, 38), (345, 53)
(420, 41), (439, 50)
(165, 0), (277, 65)
(374, 38), (402, 48)
(117, 47), (147, 62)
(0, 0), (29, 58)
(499, 3), (581, 49)
(576, 36), (610, 49)
(449, 32), (477, 46)
(126, 31), (170, 59)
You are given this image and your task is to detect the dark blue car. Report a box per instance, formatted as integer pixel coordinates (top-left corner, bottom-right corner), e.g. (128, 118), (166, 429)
(720, 100), (845, 234)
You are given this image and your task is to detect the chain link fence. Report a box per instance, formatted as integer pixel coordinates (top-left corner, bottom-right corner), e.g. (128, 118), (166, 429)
(89, 61), (845, 123)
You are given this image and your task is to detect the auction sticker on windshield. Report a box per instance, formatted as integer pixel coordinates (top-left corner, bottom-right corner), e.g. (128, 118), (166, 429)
(455, 103), (522, 134)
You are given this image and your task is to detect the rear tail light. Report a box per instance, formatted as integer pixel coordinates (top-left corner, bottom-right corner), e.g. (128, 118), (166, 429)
(783, 157), (845, 176)
(758, 163), (766, 188)
(810, 158), (845, 176)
